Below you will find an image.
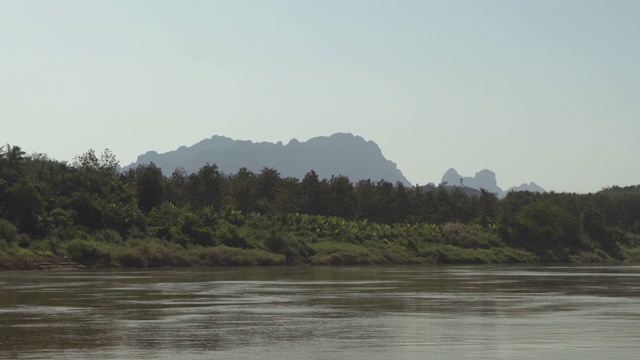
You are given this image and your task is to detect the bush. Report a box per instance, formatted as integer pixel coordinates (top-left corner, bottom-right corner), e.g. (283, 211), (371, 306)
(65, 239), (113, 266)
(0, 218), (31, 248)
(415, 223), (443, 243)
(419, 244), (537, 264)
(569, 251), (608, 263)
(93, 229), (123, 244)
(139, 242), (192, 267)
(377, 242), (422, 264)
(620, 245), (640, 263)
(441, 223), (503, 249)
(264, 232), (315, 264)
(0, 248), (12, 269)
(195, 246), (285, 266)
(310, 241), (372, 265)
(117, 239), (193, 267)
(0, 219), (20, 244)
(217, 222), (251, 248)
(118, 248), (148, 267)
(29, 239), (55, 256)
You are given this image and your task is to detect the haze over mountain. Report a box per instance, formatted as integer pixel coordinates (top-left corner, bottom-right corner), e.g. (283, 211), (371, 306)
(125, 133), (411, 186)
(441, 168), (545, 198)
(125, 133), (546, 194)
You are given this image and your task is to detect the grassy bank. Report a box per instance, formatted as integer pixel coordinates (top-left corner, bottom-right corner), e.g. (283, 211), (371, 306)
(2, 213), (636, 270)
(3, 147), (640, 269)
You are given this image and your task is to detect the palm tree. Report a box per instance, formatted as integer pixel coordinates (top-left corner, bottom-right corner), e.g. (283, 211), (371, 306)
(1, 144), (26, 178)
(0, 144), (6, 172)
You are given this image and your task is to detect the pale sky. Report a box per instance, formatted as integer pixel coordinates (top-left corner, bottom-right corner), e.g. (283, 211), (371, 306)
(2, 0), (639, 193)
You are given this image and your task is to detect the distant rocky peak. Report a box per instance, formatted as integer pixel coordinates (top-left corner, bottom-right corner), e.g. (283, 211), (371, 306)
(440, 168), (543, 197)
(475, 169), (496, 183)
(124, 133), (412, 186)
(441, 168), (461, 186)
(506, 182), (546, 194)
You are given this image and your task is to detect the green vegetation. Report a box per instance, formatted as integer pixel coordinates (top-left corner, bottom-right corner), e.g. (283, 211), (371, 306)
(1, 144), (640, 269)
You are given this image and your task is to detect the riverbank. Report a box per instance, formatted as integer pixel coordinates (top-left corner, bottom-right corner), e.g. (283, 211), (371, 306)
(3, 148), (640, 270)
(3, 235), (636, 270)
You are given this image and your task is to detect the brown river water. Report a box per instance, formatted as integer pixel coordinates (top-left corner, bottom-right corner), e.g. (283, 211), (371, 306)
(1, 265), (640, 359)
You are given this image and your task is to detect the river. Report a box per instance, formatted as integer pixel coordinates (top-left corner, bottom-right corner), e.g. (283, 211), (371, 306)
(1, 265), (640, 359)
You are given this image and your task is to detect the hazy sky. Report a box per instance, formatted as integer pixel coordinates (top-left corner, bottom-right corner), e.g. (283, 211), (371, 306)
(2, 0), (639, 193)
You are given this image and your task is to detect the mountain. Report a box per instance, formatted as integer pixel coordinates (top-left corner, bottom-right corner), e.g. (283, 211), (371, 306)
(124, 133), (412, 186)
(505, 182), (546, 194)
(422, 182), (483, 197)
(440, 168), (544, 197)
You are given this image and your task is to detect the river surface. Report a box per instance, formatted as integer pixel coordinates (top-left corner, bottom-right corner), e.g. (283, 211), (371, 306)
(1, 265), (640, 359)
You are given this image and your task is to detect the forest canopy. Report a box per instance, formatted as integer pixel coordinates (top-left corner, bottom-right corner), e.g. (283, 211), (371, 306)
(1, 145), (640, 269)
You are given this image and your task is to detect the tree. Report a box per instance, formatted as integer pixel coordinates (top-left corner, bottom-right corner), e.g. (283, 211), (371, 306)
(66, 191), (106, 231)
(328, 175), (356, 219)
(165, 167), (188, 206)
(434, 184), (453, 224)
(406, 185), (427, 223)
(4, 178), (46, 235)
(501, 200), (580, 261)
(476, 188), (498, 227)
(73, 149), (100, 169)
(73, 149), (119, 176)
(375, 180), (395, 223)
(255, 167), (280, 213)
(580, 207), (620, 256)
(355, 179), (378, 221)
(301, 170), (328, 216)
(275, 177), (303, 214)
(99, 149), (119, 175)
(194, 163), (224, 210)
(134, 163), (165, 212)
(1, 144), (26, 183)
(449, 187), (473, 223)
(390, 182), (410, 223)
(227, 167), (257, 214)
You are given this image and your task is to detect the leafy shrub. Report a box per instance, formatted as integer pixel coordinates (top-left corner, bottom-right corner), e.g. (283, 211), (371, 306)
(0, 248), (12, 269)
(93, 229), (123, 244)
(265, 232), (315, 263)
(118, 248), (148, 267)
(569, 251), (609, 263)
(415, 223), (443, 243)
(420, 244), (536, 264)
(190, 227), (216, 247)
(377, 242), (422, 264)
(217, 222), (250, 248)
(65, 239), (113, 266)
(147, 202), (187, 238)
(310, 241), (372, 265)
(0, 219), (20, 244)
(195, 246), (285, 266)
(441, 222), (503, 249)
(29, 239), (55, 256)
(141, 242), (192, 267)
(0, 218), (31, 248)
(425, 244), (491, 263)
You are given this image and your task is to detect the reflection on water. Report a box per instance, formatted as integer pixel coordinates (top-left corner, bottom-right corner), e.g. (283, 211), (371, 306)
(2, 265), (640, 359)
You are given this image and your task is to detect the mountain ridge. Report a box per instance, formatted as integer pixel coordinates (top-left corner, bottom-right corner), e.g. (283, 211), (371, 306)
(124, 133), (412, 186)
(125, 133), (545, 194)
(440, 168), (545, 198)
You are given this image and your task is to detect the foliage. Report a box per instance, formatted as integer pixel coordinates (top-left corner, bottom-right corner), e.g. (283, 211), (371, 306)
(441, 222), (503, 249)
(194, 245), (286, 266)
(0, 218), (21, 245)
(310, 241), (373, 265)
(64, 239), (114, 266)
(116, 239), (192, 267)
(2, 144), (640, 268)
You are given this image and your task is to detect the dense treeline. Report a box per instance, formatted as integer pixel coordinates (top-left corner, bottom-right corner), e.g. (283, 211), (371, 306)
(1, 145), (640, 269)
